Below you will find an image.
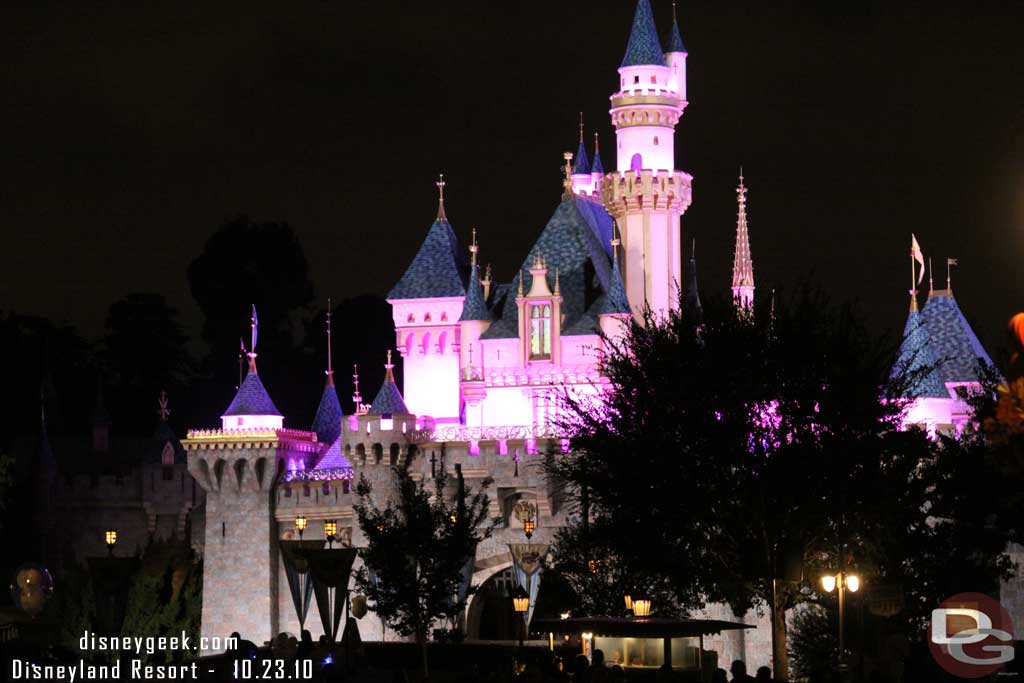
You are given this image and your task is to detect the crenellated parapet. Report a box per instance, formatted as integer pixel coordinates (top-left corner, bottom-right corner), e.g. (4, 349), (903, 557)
(600, 169), (693, 214)
(184, 428), (320, 494)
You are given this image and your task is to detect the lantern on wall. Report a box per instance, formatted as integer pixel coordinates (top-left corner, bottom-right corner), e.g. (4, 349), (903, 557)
(632, 598), (652, 617)
(324, 520), (338, 547)
(104, 529), (118, 555)
(294, 515), (307, 539)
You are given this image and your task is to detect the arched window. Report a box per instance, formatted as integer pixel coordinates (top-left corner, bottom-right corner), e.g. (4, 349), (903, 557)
(421, 332), (431, 355)
(630, 153), (643, 172)
(438, 330), (447, 354)
(653, 136), (659, 146)
(529, 304), (552, 360)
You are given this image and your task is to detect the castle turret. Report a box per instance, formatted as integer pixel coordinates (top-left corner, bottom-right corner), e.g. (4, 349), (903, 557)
(597, 232), (632, 343)
(459, 230), (492, 379)
(311, 304), (342, 445)
(590, 133), (605, 190)
(732, 173), (755, 311)
(601, 0), (693, 320)
(387, 176), (467, 423)
(665, 1), (688, 103)
(571, 115), (595, 196)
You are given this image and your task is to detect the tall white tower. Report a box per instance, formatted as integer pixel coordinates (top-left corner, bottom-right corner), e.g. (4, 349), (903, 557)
(732, 173), (755, 310)
(601, 0), (693, 321)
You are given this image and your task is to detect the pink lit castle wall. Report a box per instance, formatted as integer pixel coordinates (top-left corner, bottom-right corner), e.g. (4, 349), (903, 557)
(178, 0), (1013, 670)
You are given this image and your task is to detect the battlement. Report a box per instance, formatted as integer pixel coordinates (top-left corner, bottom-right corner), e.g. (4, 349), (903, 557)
(184, 427), (319, 453)
(600, 169), (692, 213)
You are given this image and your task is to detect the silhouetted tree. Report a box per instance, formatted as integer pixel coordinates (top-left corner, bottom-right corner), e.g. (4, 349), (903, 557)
(354, 461), (492, 677)
(547, 288), (1017, 680)
(99, 292), (193, 434)
(187, 216), (315, 421)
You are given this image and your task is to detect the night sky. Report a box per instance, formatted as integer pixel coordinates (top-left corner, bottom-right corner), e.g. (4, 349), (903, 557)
(2, 1), (1022, 353)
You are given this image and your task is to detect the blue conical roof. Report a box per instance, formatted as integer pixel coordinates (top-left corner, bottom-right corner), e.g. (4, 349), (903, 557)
(311, 383), (342, 444)
(921, 292), (995, 385)
(369, 366), (410, 415)
(459, 262), (491, 322)
(666, 12), (687, 53)
(223, 372), (282, 417)
(892, 308), (947, 399)
(388, 218), (469, 300)
(592, 147), (604, 174)
(573, 140), (591, 175)
(315, 437), (352, 470)
(599, 252), (632, 316)
(621, 0), (666, 67)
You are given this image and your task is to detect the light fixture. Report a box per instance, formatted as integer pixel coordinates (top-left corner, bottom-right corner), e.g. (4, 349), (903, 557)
(587, 559), (602, 574)
(560, 612), (571, 620)
(104, 529), (117, 555)
(512, 586), (530, 614)
(632, 598), (651, 617)
(449, 514), (458, 525)
(324, 520), (338, 547)
(294, 515), (307, 539)
(624, 595), (633, 611)
(524, 518), (536, 540)
(846, 575), (860, 593)
(821, 574), (837, 593)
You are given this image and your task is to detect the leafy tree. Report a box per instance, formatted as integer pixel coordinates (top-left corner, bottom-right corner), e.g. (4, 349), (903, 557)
(100, 292), (193, 433)
(547, 289), (944, 680)
(788, 605), (837, 680)
(187, 216), (315, 421)
(354, 461), (493, 677)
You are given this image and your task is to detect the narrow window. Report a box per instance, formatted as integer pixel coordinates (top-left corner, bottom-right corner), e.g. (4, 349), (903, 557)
(650, 75), (657, 84)
(653, 136), (659, 146)
(633, 75), (639, 84)
(529, 304), (552, 360)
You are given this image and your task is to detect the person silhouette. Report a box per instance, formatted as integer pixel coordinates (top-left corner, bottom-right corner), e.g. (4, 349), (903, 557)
(755, 666), (774, 682)
(730, 660), (755, 683)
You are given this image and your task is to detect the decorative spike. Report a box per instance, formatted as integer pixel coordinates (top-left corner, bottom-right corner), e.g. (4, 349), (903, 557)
(562, 151), (574, 199)
(352, 364), (363, 410)
(947, 257), (958, 291)
(518, 271), (525, 297)
(436, 174), (447, 222)
(731, 171), (755, 311)
(554, 268), (561, 295)
(158, 390), (170, 421)
(325, 298), (334, 386)
(248, 305), (259, 373)
(469, 226), (478, 267)
(579, 112), (585, 144)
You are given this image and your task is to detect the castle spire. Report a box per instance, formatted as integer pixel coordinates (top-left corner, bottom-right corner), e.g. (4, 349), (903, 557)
(435, 174), (448, 222)
(731, 171), (755, 310)
(573, 114), (591, 175)
(247, 305), (259, 373)
(469, 227), (478, 267)
(592, 132), (604, 174)
(666, 0), (687, 53)
(947, 257), (958, 292)
(352, 364), (365, 414)
(325, 298), (334, 387)
(621, 0), (666, 67)
(369, 350), (409, 416)
(684, 239), (702, 323)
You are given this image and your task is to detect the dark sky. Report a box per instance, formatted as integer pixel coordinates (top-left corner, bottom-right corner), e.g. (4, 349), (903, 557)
(2, 1), (1022, 353)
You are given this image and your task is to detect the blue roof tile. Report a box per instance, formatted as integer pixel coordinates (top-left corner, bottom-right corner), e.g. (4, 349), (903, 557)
(311, 384), (342, 444)
(920, 292), (994, 385)
(621, 0), (666, 67)
(482, 197), (614, 339)
(388, 219), (469, 300)
(369, 367), (410, 415)
(892, 308), (948, 399)
(315, 437), (352, 470)
(592, 147), (604, 174)
(223, 372), (281, 417)
(459, 262), (491, 321)
(598, 253), (631, 316)
(666, 13), (687, 53)
(573, 140), (591, 175)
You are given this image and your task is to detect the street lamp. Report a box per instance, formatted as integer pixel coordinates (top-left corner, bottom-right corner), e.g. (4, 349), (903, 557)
(324, 520), (338, 548)
(820, 571), (861, 670)
(512, 586), (530, 649)
(295, 515), (307, 539)
(104, 529), (117, 556)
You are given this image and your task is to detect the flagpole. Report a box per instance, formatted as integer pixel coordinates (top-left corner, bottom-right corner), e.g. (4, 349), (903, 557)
(910, 242), (917, 311)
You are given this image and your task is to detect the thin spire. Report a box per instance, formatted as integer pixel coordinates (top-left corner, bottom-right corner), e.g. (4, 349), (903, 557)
(385, 349), (395, 382)
(158, 390), (170, 421)
(436, 174), (447, 221)
(469, 227), (478, 267)
(947, 257), (958, 291)
(573, 117), (590, 175)
(667, 0), (687, 53)
(579, 112), (585, 144)
(248, 305), (259, 373)
(731, 171), (755, 310)
(928, 258), (934, 294)
(352, 364), (364, 413)
(554, 268), (561, 296)
(325, 298), (334, 387)
(592, 132), (604, 174)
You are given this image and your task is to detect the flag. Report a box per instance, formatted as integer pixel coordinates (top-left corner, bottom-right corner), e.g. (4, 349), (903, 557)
(911, 235), (925, 286)
(947, 258), (959, 267)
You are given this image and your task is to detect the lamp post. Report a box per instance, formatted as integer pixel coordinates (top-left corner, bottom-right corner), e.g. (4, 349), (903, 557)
(324, 520), (338, 548)
(295, 515), (307, 539)
(820, 571), (861, 671)
(512, 585), (530, 649)
(104, 529), (117, 556)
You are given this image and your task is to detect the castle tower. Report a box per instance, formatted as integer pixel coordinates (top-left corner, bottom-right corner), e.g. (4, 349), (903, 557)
(186, 312), (320, 649)
(387, 177), (467, 423)
(459, 231), (492, 426)
(732, 173), (755, 310)
(570, 115), (594, 196)
(601, 0), (693, 320)
(311, 303), (342, 445)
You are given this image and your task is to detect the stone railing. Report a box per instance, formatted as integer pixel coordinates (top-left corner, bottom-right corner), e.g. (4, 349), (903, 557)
(281, 467), (355, 482)
(408, 424), (564, 444)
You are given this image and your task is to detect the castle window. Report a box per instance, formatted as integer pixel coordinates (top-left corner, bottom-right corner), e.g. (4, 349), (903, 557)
(650, 75), (656, 84)
(161, 442), (175, 466)
(633, 75), (639, 84)
(653, 136), (659, 146)
(529, 304), (552, 360)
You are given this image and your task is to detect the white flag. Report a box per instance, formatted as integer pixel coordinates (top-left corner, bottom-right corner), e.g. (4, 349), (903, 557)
(911, 235), (925, 286)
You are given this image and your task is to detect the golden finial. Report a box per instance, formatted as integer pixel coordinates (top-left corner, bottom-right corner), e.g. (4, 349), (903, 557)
(579, 112), (585, 144)
(352, 364), (363, 410)
(518, 271), (525, 297)
(469, 226), (478, 266)
(325, 297), (334, 386)
(594, 132), (600, 154)
(562, 151), (574, 199)
(157, 390), (170, 421)
(436, 174), (447, 221)
(484, 263), (492, 282)
(554, 268), (561, 295)
(611, 220), (621, 249)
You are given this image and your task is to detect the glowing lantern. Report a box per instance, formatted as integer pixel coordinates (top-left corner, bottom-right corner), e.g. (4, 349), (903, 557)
(632, 598), (651, 617)
(821, 574), (837, 593)
(294, 515), (307, 538)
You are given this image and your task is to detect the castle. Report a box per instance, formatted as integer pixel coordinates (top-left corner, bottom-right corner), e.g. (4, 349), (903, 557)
(27, 0), (1017, 671)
